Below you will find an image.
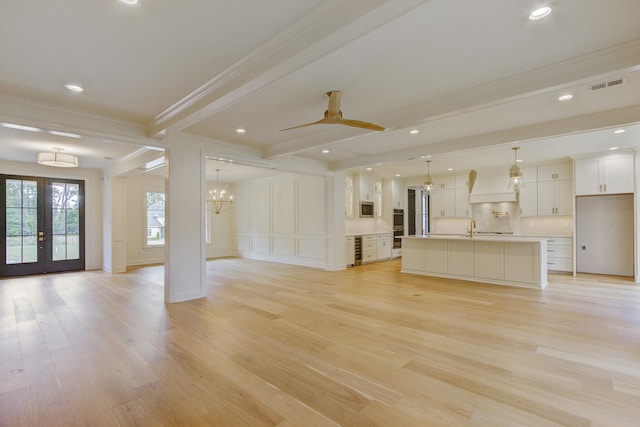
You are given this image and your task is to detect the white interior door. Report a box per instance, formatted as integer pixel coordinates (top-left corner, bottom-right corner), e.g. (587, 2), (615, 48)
(576, 194), (633, 276)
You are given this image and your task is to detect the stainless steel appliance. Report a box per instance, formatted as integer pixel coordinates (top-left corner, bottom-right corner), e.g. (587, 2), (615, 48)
(359, 201), (374, 218)
(393, 209), (403, 249)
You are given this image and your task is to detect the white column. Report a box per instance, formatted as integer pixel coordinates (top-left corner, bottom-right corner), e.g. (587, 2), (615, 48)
(164, 145), (206, 303)
(102, 174), (126, 273)
(326, 171), (346, 271)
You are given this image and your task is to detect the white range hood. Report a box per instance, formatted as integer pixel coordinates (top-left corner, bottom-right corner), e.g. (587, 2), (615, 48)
(468, 167), (518, 203)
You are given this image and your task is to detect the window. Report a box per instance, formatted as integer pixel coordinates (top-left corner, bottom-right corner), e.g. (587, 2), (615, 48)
(145, 191), (165, 247)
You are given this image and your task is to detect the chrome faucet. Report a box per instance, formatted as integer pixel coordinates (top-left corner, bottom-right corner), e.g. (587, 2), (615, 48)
(467, 220), (476, 239)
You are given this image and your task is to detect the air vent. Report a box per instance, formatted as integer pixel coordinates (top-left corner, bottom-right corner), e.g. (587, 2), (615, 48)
(590, 77), (626, 91)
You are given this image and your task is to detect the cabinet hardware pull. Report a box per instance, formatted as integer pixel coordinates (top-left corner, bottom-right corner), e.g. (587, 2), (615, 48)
(604, 184), (606, 192)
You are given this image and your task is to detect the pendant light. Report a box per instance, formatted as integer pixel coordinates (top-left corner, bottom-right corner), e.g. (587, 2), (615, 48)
(37, 147), (79, 168)
(423, 160), (434, 193)
(508, 147), (522, 192)
(206, 169), (234, 214)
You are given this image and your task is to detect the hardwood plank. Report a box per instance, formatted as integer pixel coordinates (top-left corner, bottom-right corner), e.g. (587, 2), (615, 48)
(1, 258), (639, 425)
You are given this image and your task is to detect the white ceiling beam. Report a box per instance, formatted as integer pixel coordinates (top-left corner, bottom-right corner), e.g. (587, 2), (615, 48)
(262, 39), (640, 160)
(329, 104), (640, 171)
(145, 0), (430, 139)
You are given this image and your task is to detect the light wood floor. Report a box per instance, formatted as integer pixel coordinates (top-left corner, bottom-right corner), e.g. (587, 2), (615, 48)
(1, 258), (640, 426)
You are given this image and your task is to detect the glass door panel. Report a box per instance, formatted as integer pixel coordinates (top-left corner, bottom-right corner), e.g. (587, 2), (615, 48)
(1, 175), (85, 277)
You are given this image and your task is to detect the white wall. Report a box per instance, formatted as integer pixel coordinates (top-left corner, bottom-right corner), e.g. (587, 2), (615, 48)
(0, 159), (103, 270)
(205, 180), (233, 258)
(125, 173), (165, 267)
(232, 172), (334, 269)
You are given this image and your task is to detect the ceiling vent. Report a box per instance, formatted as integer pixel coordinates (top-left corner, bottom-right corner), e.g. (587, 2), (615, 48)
(590, 77), (626, 91)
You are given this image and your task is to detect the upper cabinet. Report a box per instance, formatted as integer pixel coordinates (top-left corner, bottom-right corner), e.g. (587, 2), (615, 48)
(391, 178), (405, 209)
(345, 174), (354, 218)
(430, 173), (470, 218)
(575, 152), (634, 196)
(537, 163), (572, 181)
(358, 173), (375, 202)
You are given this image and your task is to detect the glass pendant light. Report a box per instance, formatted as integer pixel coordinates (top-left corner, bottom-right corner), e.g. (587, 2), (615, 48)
(508, 147), (523, 192)
(423, 160), (434, 193)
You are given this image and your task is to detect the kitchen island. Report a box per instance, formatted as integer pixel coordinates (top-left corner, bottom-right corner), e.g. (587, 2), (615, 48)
(401, 235), (548, 289)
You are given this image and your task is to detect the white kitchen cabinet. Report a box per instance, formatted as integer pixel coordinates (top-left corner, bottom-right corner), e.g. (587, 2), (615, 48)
(358, 173), (375, 202)
(455, 174), (468, 189)
(538, 180), (572, 216)
(448, 239), (474, 276)
(374, 178), (383, 218)
(519, 182), (538, 217)
(546, 237), (572, 273)
(345, 235), (355, 266)
(474, 241), (504, 280)
(362, 234), (377, 263)
(537, 163), (572, 181)
(574, 152), (634, 195)
(430, 188), (456, 218)
(391, 178), (405, 209)
(425, 239), (448, 273)
(455, 187), (470, 217)
(432, 175), (456, 190)
(376, 233), (391, 260)
(345, 174), (354, 218)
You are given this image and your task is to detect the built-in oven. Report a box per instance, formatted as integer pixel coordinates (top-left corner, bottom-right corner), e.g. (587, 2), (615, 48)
(393, 209), (404, 249)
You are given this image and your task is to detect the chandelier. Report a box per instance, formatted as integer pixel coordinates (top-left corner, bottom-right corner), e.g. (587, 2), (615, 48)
(207, 169), (234, 214)
(508, 147), (523, 192)
(423, 159), (433, 193)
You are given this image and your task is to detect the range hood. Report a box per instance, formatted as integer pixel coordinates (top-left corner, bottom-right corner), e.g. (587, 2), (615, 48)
(468, 168), (518, 203)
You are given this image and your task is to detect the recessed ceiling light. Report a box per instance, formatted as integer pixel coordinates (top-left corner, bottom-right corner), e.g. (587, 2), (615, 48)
(516, 159), (523, 162)
(395, 174), (401, 177)
(117, 0), (140, 6)
(447, 168), (453, 171)
(235, 128), (246, 134)
(322, 149), (330, 154)
(49, 130), (82, 139)
(64, 83), (84, 93)
(613, 129), (626, 134)
(558, 94), (573, 101)
(529, 6), (552, 20)
(0, 122), (41, 132)
(409, 129), (420, 135)
(366, 167), (372, 171)
(609, 147), (619, 151)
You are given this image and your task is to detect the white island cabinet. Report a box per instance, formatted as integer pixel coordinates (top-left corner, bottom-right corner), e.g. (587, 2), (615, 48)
(402, 235), (548, 289)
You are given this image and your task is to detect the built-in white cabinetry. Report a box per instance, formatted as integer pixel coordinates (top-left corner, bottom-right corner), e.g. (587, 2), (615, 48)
(546, 237), (572, 273)
(537, 180), (573, 216)
(430, 188), (456, 218)
(345, 235), (355, 266)
(376, 233), (391, 260)
(345, 174), (354, 218)
(537, 164), (572, 181)
(536, 163), (572, 216)
(374, 178), (383, 218)
(355, 233), (391, 264)
(358, 173), (375, 202)
(391, 178), (405, 209)
(362, 234), (377, 263)
(518, 167), (537, 217)
(430, 173), (469, 218)
(574, 152), (634, 196)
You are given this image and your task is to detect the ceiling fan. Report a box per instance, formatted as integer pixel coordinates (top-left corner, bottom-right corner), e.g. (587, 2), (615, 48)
(280, 90), (385, 132)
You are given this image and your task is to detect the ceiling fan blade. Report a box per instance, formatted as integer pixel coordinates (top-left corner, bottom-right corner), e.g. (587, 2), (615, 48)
(280, 118), (328, 131)
(340, 118), (385, 132)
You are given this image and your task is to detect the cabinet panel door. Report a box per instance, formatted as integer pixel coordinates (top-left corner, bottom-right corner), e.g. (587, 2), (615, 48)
(519, 183), (537, 216)
(455, 188), (469, 218)
(574, 158), (600, 195)
(442, 189), (456, 217)
(425, 239), (448, 273)
(402, 239), (425, 270)
(429, 190), (443, 218)
(474, 241), (504, 280)
(603, 154), (634, 194)
(537, 181), (556, 216)
(555, 180), (573, 215)
(447, 240), (474, 276)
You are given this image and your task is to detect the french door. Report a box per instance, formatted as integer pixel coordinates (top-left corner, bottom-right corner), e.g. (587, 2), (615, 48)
(0, 175), (85, 277)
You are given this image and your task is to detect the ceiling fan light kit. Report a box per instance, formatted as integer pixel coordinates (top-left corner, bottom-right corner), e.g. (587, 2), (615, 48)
(37, 147), (79, 168)
(281, 90), (385, 132)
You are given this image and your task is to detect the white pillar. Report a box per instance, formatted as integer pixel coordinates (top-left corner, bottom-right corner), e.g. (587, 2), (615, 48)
(326, 171), (346, 271)
(164, 145), (206, 303)
(102, 174), (126, 273)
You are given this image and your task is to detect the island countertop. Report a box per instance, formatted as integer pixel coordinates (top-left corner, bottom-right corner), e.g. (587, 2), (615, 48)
(401, 234), (548, 288)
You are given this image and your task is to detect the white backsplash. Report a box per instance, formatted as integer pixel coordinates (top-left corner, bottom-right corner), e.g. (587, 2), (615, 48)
(345, 218), (392, 235)
(431, 202), (573, 236)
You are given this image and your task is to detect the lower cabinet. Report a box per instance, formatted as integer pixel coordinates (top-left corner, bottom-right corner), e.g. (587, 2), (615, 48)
(345, 235), (355, 266)
(376, 233), (391, 260)
(363, 235), (377, 263)
(546, 237), (573, 272)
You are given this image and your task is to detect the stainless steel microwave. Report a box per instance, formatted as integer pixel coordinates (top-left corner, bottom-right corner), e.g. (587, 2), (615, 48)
(360, 201), (374, 218)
